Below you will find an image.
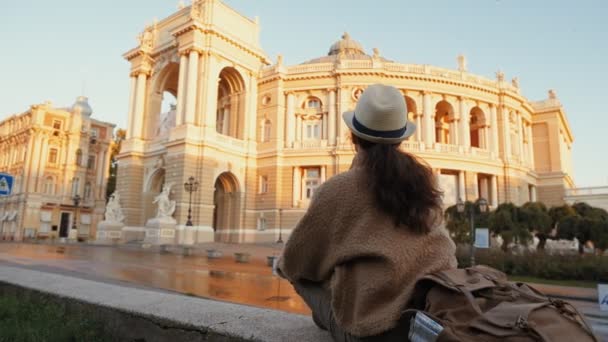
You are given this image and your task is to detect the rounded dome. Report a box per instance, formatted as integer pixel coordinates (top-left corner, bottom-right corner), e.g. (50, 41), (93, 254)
(328, 32), (366, 56)
(72, 96), (93, 117)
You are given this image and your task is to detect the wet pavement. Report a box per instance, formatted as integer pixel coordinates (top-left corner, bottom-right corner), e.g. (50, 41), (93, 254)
(0, 242), (310, 315)
(0, 242), (606, 340)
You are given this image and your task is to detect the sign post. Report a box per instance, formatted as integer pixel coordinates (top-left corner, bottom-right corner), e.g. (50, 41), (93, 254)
(0, 173), (14, 197)
(474, 228), (490, 249)
(599, 284), (608, 312)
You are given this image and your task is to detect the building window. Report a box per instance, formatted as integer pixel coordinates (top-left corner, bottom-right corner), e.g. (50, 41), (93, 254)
(52, 120), (62, 130)
(307, 97), (321, 109)
(72, 177), (80, 196)
(259, 175), (268, 194)
(262, 120), (272, 142)
(87, 155), (96, 170)
(76, 149), (83, 166)
(257, 217), (267, 231)
(84, 182), (92, 199)
(48, 148), (58, 164)
(305, 122), (321, 140)
(44, 177), (55, 195)
(90, 127), (99, 138)
(303, 167), (320, 199)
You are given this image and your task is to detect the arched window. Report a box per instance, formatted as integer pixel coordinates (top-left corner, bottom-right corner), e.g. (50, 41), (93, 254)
(435, 101), (454, 144)
(261, 120), (272, 142)
(84, 182), (92, 199)
(306, 97), (322, 109)
(469, 107), (487, 149)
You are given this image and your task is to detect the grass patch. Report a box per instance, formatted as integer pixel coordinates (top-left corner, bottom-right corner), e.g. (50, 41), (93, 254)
(0, 293), (110, 342)
(508, 275), (598, 289)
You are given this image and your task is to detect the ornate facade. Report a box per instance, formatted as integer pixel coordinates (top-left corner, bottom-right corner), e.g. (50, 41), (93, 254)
(0, 97), (115, 240)
(117, 0), (574, 244)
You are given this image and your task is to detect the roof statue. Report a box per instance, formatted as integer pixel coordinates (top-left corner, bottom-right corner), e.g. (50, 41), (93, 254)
(457, 54), (467, 72)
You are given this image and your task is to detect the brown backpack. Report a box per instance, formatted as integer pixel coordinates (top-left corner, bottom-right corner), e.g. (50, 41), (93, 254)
(406, 265), (599, 341)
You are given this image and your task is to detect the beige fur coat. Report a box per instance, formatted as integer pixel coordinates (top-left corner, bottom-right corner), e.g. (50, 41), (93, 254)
(278, 163), (457, 337)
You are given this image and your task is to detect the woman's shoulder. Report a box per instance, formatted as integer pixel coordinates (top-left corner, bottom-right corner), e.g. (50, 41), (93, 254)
(317, 169), (362, 194)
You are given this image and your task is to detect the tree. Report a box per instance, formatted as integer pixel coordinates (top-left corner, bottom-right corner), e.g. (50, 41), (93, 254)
(520, 202), (552, 251)
(489, 203), (531, 252)
(444, 201), (492, 246)
(590, 219), (608, 255)
(444, 204), (470, 245)
(105, 128), (126, 201)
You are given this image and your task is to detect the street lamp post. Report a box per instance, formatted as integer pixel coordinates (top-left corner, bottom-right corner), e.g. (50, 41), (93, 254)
(277, 208), (283, 243)
(72, 194), (81, 234)
(183, 176), (199, 226)
(457, 197), (488, 267)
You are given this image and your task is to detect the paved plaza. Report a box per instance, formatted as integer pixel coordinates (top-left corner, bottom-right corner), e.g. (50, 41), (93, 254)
(0, 241), (606, 339)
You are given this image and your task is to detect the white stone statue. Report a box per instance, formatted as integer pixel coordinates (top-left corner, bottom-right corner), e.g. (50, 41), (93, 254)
(457, 54), (467, 72)
(153, 183), (176, 219)
(104, 192), (125, 223)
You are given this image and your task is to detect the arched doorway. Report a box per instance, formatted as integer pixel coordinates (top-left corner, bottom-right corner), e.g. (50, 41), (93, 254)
(143, 168), (165, 224)
(216, 67), (246, 139)
(213, 172), (241, 242)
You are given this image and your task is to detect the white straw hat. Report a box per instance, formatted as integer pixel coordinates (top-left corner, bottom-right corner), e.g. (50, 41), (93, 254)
(342, 84), (416, 144)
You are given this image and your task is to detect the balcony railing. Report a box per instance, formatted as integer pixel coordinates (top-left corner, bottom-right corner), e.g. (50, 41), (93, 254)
(565, 187), (608, 197)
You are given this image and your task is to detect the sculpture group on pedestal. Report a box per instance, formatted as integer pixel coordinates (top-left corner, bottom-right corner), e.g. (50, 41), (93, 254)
(104, 192), (124, 224)
(153, 183), (176, 220)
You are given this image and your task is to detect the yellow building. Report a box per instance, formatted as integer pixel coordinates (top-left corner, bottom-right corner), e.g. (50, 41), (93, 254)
(0, 97), (115, 241)
(117, 0), (574, 244)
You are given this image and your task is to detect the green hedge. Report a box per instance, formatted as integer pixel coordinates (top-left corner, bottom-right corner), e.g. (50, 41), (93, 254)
(456, 247), (608, 283)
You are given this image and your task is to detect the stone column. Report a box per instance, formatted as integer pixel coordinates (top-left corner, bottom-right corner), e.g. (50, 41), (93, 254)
(491, 175), (498, 208)
(490, 105), (499, 155)
(449, 121), (458, 145)
(501, 106), (512, 159)
(459, 98), (470, 148)
(466, 171), (479, 201)
(527, 124), (535, 166)
(175, 53), (188, 126)
(423, 92), (433, 147)
(184, 50), (200, 125)
(328, 89), (336, 146)
(126, 76), (137, 139)
(483, 126), (490, 150)
(247, 74), (258, 141)
(530, 185), (537, 202)
(458, 171), (466, 201)
(26, 135), (42, 192)
(292, 167), (301, 207)
(296, 115), (302, 142)
(415, 114), (422, 142)
(35, 135), (49, 192)
(322, 113), (328, 140)
(518, 114), (524, 161)
(480, 177), (489, 200)
(132, 72), (148, 139)
(321, 166), (326, 183)
(285, 93), (295, 147)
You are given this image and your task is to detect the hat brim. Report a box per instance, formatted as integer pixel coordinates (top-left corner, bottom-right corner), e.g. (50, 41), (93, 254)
(342, 111), (416, 144)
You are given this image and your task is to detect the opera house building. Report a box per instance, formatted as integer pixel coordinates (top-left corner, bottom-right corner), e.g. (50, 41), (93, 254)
(116, 0), (574, 244)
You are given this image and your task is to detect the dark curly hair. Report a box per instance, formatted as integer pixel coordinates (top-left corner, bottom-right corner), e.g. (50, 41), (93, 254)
(352, 133), (443, 234)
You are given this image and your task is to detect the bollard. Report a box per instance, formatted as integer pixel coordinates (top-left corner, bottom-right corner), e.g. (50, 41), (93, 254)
(234, 252), (250, 263)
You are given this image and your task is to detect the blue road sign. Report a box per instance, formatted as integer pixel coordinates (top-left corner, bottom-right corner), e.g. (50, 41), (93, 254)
(0, 173), (14, 196)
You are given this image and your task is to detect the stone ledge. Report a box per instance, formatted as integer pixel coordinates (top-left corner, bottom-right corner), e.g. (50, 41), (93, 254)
(0, 266), (331, 342)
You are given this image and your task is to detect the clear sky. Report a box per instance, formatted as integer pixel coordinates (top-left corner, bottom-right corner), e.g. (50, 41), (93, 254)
(1, 0), (607, 186)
